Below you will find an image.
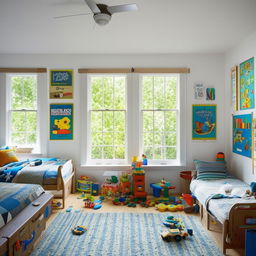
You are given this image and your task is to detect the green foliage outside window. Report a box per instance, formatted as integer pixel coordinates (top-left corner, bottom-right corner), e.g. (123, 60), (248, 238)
(10, 76), (37, 147)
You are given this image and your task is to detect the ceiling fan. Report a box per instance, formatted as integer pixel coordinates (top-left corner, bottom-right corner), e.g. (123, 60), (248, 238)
(55, 0), (138, 26)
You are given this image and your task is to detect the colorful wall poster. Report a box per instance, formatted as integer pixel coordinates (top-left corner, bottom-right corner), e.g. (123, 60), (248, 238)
(253, 118), (256, 174)
(240, 57), (254, 110)
(233, 114), (252, 158)
(231, 66), (238, 111)
(194, 83), (204, 99)
(50, 104), (73, 140)
(192, 104), (217, 140)
(206, 88), (215, 100)
(50, 70), (73, 99)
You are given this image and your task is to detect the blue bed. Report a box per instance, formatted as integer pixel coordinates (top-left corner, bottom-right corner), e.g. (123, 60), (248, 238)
(0, 182), (44, 229)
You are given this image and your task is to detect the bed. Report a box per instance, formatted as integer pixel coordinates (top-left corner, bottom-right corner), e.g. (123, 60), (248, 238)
(0, 182), (53, 256)
(0, 158), (75, 208)
(190, 177), (256, 254)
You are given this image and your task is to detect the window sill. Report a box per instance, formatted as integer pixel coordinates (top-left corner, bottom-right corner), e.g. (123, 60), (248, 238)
(81, 163), (185, 168)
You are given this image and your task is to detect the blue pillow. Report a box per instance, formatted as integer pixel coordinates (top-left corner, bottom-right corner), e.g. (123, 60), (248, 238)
(194, 160), (227, 180)
(0, 145), (10, 150)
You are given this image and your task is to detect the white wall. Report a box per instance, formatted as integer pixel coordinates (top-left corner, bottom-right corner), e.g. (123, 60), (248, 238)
(0, 53), (225, 192)
(225, 31), (256, 184)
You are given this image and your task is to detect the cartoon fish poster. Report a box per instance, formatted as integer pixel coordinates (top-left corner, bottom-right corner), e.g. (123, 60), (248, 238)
(50, 104), (73, 140)
(233, 114), (252, 158)
(192, 104), (216, 140)
(240, 57), (254, 110)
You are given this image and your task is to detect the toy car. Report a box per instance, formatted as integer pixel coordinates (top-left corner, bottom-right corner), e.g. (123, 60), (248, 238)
(161, 229), (189, 242)
(71, 225), (87, 235)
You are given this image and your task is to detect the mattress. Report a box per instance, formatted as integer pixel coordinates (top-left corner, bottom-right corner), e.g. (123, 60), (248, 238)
(0, 182), (44, 229)
(190, 178), (256, 224)
(0, 158), (72, 185)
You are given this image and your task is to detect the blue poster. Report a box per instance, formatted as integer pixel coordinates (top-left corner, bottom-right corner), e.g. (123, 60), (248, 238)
(233, 114), (252, 158)
(50, 104), (73, 140)
(192, 105), (216, 140)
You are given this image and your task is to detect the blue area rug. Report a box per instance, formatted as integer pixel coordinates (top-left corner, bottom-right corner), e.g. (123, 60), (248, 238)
(32, 212), (223, 256)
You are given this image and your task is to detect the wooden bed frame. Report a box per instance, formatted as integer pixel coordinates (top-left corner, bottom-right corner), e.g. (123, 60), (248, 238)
(0, 192), (53, 256)
(199, 202), (256, 254)
(40, 159), (75, 209)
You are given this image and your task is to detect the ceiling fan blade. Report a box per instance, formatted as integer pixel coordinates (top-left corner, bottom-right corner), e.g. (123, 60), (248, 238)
(107, 3), (138, 14)
(54, 13), (91, 19)
(84, 0), (101, 14)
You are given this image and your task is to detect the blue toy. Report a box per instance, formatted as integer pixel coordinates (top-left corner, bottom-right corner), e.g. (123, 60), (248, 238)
(94, 204), (102, 210)
(250, 182), (256, 192)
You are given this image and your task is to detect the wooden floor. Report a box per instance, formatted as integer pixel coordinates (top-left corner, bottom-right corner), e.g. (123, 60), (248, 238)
(48, 193), (244, 256)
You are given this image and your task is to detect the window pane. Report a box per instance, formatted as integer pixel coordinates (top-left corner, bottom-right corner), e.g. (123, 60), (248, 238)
(144, 147), (153, 159)
(143, 132), (153, 146)
(166, 77), (177, 109)
(154, 77), (165, 109)
(103, 77), (114, 109)
(91, 146), (102, 159)
(165, 111), (177, 131)
(103, 146), (114, 159)
(114, 77), (125, 109)
(154, 111), (164, 132)
(114, 146), (125, 159)
(91, 77), (103, 110)
(11, 112), (26, 132)
(23, 77), (37, 109)
(11, 77), (23, 110)
(154, 132), (162, 146)
(92, 132), (102, 146)
(91, 112), (102, 132)
(11, 132), (26, 145)
(143, 111), (153, 132)
(114, 132), (125, 146)
(165, 133), (176, 146)
(166, 147), (176, 160)
(103, 132), (113, 145)
(26, 112), (37, 132)
(142, 76), (153, 109)
(27, 133), (37, 145)
(114, 111), (125, 132)
(103, 111), (114, 132)
(154, 147), (162, 159)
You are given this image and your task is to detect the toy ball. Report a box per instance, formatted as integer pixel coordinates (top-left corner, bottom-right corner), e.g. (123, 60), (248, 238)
(72, 226), (87, 235)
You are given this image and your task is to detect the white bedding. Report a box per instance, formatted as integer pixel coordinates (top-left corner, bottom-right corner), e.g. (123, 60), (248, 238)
(190, 178), (256, 224)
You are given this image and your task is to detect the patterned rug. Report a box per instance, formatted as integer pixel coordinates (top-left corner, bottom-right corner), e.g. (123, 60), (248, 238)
(32, 212), (223, 256)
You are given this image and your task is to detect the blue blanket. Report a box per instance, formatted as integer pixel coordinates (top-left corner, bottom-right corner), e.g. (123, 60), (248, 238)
(0, 158), (67, 183)
(0, 183), (44, 229)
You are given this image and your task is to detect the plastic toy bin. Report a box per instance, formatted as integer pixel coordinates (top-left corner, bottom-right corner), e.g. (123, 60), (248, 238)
(180, 171), (192, 194)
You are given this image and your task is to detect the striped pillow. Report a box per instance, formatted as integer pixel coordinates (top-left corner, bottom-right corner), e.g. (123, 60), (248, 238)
(194, 160), (227, 180)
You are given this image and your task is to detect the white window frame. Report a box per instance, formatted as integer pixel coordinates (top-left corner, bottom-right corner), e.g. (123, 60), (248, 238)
(87, 74), (128, 165)
(5, 73), (47, 154)
(138, 74), (181, 165)
(81, 72), (186, 167)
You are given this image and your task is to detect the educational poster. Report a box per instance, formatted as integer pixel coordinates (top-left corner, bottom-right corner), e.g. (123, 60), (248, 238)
(240, 58), (254, 110)
(192, 104), (217, 140)
(50, 70), (73, 99)
(233, 114), (252, 158)
(206, 88), (215, 100)
(194, 83), (204, 100)
(50, 104), (73, 140)
(231, 66), (238, 111)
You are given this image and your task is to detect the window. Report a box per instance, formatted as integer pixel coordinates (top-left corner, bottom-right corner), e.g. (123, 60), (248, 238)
(7, 74), (38, 151)
(88, 75), (127, 163)
(141, 75), (179, 164)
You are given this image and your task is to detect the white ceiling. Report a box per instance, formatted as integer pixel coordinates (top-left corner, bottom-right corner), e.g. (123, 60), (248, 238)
(0, 0), (256, 54)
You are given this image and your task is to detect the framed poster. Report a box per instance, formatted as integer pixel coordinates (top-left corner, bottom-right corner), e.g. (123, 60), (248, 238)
(206, 88), (215, 100)
(233, 114), (252, 158)
(50, 104), (73, 140)
(240, 57), (254, 110)
(194, 83), (204, 100)
(50, 70), (73, 99)
(231, 66), (238, 111)
(253, 118), (256, 174)
(192, 104), (217, 140)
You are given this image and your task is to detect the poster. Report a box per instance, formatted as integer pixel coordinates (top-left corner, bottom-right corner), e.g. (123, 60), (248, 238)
(50, 70), (73, 99)
(253, 118), (256, 174)
(233, 114), (252, 158)
(240, 57), (254, 110)
(50, 104), (73, 140)
(206, 88), (215, 100)
(192, 104), (217, 140)
(194, 83), (204, 99)
(231, 66), (238, 111)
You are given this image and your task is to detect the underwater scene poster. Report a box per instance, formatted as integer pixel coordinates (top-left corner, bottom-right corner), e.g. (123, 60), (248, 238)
(233, 114), (252, 158)
(50, 104), (73, 140)
(240, 57), (254, 110)
(192, 104), (216, 140)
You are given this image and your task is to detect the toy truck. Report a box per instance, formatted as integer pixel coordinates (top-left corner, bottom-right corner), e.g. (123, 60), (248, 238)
(161, 228), (189, 242)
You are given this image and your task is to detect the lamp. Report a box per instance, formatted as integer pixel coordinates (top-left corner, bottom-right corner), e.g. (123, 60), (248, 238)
(93, 13), (111, 26)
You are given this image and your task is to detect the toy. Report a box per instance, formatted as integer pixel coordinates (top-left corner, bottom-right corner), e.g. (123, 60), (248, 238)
(52, 200), (62, 208)
(71, 226), (87, 235)
(77, 179), (93, 193)
(66, 207), (73, 212)
(142, 154), (148, 165)
(216, 152), (225, 161)
(92, 183), (100, 196)
(120, 172), (131, 194)
(132, 160), (147, 199)
(161, 229), (188, 242)
(150, 181), (176, 198)
(94, 204), (102, 210)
